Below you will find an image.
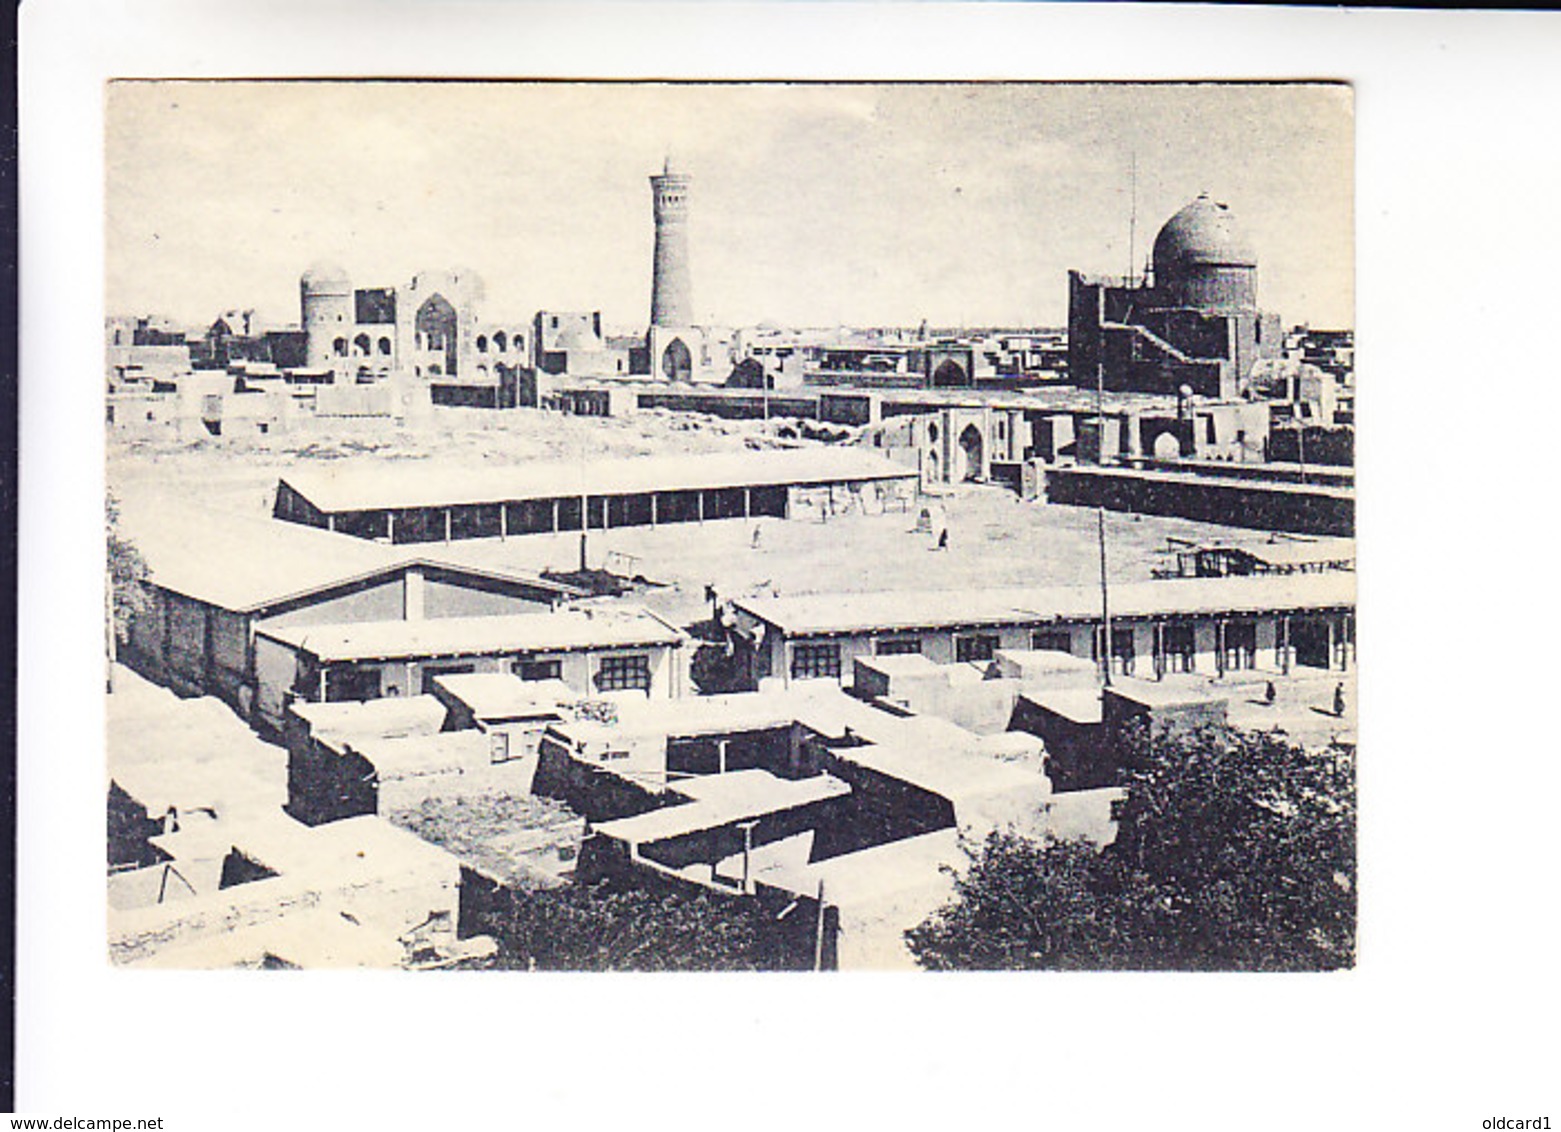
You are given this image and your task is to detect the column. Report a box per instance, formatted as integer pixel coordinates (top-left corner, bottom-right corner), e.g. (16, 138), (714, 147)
(1154, 622), (1165, 681)
(318, 665), (327, 703)
(551, 498), (559, 533)
(650, 493), (658, 529)
(388, 511), (397, 544)
(1327, 619), (1337, 672)
(444, 508), (452, 544)
(500, 504), (508, 541)
(743, 487), (751, 519)
(1216, 620), (1226, 678)
(1280, 615), (1291, 675)
(697, 491), (705, 523)
(404, 566), (425, 621)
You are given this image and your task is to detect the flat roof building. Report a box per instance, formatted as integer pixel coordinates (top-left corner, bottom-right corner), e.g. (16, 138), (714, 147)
(273, 448), (919, 544)
(255, 604), (691, 727)
(731, 572), (1355, 688)
(117, 500), (580, 728)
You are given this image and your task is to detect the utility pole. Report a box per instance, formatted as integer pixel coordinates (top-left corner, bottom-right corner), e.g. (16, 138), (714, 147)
(578, 425), (589, 573)
(1095, 350), (1113, 689)
(1128, 150), (1138, 288)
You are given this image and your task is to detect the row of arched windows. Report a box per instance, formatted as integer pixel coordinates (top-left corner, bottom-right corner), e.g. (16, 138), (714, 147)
(329, 330), (527, 358)
(474, 331), (524, 354)
(333, 336), (394, 358)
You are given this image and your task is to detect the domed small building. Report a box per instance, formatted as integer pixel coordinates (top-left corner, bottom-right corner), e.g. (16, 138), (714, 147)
(1068, 193), (1282, 402)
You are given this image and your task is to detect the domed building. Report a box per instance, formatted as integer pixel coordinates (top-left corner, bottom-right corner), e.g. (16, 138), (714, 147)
(296, 263), (533, 405)
(1067, 193), (1281, 402)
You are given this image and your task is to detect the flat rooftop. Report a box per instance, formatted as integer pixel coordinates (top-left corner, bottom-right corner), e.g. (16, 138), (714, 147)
(432, 673), (572, 721)
(344, 730), (493, 780)
(116, 497), (576, 613)
(734, 572), (1356, 637)
(832, 716), (1047, 804)
(278, 447), (915, 514)
(257, 605), (686, 663)
(592, 769), (851, 845)
(290, 695), (449, 740)
(1057, 464), (1356, 501)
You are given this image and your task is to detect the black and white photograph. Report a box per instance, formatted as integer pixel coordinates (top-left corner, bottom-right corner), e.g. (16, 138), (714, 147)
(16, 3), (1561, 1128)
(102, 79), (1354, 973)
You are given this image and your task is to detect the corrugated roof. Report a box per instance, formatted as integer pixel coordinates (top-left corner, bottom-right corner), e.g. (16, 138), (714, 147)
(277, 448), (916, 514)
(118, 499), (576, 613)
(257, 605), (686, 663)
(734, 572), (1355, 637)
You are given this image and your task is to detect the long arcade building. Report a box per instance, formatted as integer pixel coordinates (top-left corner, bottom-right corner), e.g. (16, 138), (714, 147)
(273, 449), (918, 544)
(730, 573), (1355, 687)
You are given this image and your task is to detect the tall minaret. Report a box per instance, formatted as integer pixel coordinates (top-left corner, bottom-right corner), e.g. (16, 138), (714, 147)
(649, 154), (693, 328)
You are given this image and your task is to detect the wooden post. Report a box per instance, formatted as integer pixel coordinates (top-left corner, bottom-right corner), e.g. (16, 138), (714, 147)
(500, 504), (508, 541)
(738, 819), (759, 895)
(697, 491), (705, 524)
(743, 486), (751, 519)
(318, 664), (328, 703)
(443, 508), (452, 544)
(814, 879), (828, 972)
(650, 493), (658, 529)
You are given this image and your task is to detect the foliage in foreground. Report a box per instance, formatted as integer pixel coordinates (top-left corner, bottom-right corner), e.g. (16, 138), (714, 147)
(907, 725), (1356, 971)
(468, 876), (805, 972)
(106, 491), (149, 644)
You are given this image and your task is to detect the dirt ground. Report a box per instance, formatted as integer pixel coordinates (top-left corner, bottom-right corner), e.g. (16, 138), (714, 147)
(109, 405), (1278, 631)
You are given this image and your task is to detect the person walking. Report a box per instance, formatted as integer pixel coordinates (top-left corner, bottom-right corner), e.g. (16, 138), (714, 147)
(1333, 681), (1346, 717)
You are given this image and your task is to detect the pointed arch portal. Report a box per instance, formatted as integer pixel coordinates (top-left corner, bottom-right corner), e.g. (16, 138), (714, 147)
(957, 422), (984, 482)
(661, 337), (692, 382)
(416, 293), (459, 377)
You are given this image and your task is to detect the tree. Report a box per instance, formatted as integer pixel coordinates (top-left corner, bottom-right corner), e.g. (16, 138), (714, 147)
(105, 491), (149, 691)
(906, 723), (1355, 971)
(468, 875), (811, 972)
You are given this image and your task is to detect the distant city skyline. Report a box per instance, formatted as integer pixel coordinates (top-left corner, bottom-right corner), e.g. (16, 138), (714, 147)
(106, 81), (1353, 333)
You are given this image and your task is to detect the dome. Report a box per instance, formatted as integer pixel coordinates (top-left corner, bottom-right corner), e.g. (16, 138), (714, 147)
(300, 262), (351, 293)
(1152, 194), (1256, 274)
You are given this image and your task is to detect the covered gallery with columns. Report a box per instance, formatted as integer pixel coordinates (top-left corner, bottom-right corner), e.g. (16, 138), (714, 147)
(730, 573), (1354, 689)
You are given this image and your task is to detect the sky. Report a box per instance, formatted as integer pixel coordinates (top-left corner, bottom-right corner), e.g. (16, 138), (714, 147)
(106, 81), (1353, 333)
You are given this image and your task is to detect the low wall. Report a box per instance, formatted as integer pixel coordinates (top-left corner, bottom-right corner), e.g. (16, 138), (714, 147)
(1045, 467), (1355, 536)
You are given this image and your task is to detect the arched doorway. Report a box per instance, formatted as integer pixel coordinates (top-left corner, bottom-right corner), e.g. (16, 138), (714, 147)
(415, 294), (459, 377)
(932, 359), (968, 387)
(957, 423), (984, 482)
(661, 337), (692, 382)
(1153, 431), (1184, 460)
